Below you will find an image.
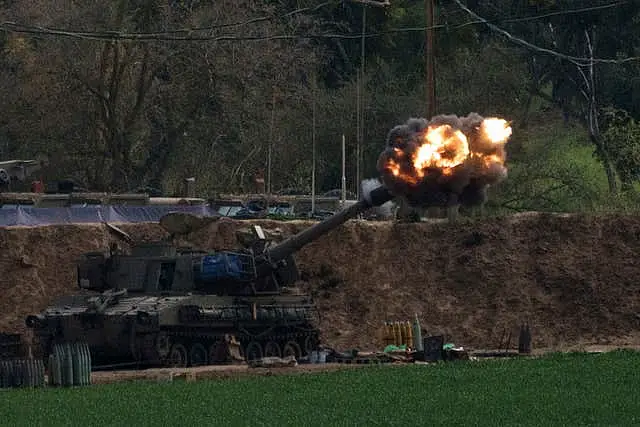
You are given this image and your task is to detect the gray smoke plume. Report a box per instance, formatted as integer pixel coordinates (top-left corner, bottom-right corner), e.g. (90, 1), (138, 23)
(361, 178), (396, 218)
(376, 113), (510, 209)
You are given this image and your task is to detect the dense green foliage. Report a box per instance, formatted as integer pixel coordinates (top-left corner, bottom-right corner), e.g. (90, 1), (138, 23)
(1, 351), (639, 426)
(0, 1), (639, 212)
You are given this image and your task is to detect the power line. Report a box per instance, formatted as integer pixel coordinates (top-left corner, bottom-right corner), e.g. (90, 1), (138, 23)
(1, 0), (639, 68)
(0, 2), (334, 41)
(2, 16), (631, 45)
(0, 24), (418, 41)
(0, 1), (626, 41)
(454, 1), (628, 28)
(0, 18), (455, 41)
(452, 0), (638, 66)
(0, 0), (387, 40)
(349, 0), (390, 6)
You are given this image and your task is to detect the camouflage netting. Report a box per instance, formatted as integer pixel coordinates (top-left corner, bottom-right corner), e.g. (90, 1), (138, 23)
(1, 213), (640, 352)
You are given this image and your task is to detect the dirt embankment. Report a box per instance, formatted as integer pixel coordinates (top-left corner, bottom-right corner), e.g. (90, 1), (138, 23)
(1, 212), (640, 351)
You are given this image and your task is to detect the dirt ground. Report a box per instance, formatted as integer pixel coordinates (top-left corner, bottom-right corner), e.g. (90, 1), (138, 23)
(90, 362), (375, 385)
(1, 212), (640, 354)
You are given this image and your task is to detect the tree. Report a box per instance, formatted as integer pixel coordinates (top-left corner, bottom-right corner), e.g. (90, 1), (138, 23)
(463, 0), (640, 193)
(600, 108), (640, 190)
(0, 0), (325, 194)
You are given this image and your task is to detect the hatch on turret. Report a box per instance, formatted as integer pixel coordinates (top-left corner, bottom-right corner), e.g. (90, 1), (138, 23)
(77, 251), (109, 291)
(140, 260), (177, 292)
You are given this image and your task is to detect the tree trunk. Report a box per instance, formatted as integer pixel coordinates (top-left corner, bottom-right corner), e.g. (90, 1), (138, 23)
(580, 27), (617, 194)
(590, 134), (618, 193)
(519, 90), (534, 130)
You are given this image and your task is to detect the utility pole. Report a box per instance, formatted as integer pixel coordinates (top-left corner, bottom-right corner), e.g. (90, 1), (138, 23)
(311, 80), (316, 215)
(267, 89), (276, 195)
(341, 134), (346, 204)
(425, 0), (436, 118)
(350, 0), (390, 200)
(357, 5), (366, 200)
(356, 59), (360, 199)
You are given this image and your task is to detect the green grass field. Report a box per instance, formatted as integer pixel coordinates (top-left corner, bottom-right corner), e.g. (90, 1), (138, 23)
(1, 351), (639, 427)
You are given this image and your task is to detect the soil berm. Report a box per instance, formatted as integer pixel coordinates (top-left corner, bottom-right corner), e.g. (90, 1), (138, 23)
(1, 212), (639, 352)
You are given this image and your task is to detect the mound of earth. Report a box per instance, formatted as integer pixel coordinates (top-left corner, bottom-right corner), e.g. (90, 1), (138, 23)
(1, 212), (639, 352)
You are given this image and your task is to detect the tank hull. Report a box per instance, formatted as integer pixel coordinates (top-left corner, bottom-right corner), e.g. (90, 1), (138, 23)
(29, 294), (319, 368)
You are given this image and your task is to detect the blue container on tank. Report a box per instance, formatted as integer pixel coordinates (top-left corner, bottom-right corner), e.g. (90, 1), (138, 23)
(198, 253), (244, 281)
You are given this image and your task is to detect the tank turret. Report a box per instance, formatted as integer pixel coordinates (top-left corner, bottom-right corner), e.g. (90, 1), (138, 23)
(73, 184), (393, 296)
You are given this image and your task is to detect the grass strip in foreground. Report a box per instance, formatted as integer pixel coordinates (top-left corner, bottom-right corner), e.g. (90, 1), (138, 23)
(1, 350), (638, 426)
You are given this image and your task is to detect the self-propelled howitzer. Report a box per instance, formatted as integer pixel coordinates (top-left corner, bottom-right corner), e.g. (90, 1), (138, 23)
(25, 185), (394, 368)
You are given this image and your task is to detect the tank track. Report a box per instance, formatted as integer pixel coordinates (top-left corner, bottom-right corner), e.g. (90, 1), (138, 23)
(132, 325), (320, 368)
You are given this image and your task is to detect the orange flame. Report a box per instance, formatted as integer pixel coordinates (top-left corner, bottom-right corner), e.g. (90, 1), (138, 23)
(414, 125), (470, 172)
(481, 118), (512, 144)
(382, 118), (511, 185)
(388, 159), (401, 176)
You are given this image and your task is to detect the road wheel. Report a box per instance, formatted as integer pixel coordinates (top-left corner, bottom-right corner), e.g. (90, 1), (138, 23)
(263, 341), (281, 358)
(282, 341), (302, 359)
(189, 343), (208, 367)
(209, 341), (227, 364)
(303, 335), (318, 356)
(136, 334), (160, 365)
(244, 341), (263, 361)
(167, 343), (188, 367)
(156, 332), (171, 360)
(129, 324), (141, 362)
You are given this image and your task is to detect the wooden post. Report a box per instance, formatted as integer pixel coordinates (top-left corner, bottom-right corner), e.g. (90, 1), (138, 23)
(425, 0), (436, 118)
(267, 90), (276, 195)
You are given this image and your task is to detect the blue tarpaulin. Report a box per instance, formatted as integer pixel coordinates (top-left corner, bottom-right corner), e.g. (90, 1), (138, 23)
(0, 205), (218, 227)
(199, 254), (245, 280)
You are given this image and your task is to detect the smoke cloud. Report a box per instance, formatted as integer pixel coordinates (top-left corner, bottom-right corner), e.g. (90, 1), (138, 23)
(361, 178), (396, 218)
(376, 113), (511, 209)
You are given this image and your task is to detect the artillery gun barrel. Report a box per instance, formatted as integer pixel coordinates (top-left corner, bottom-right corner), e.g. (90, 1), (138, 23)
(266, 185), (393, 263)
